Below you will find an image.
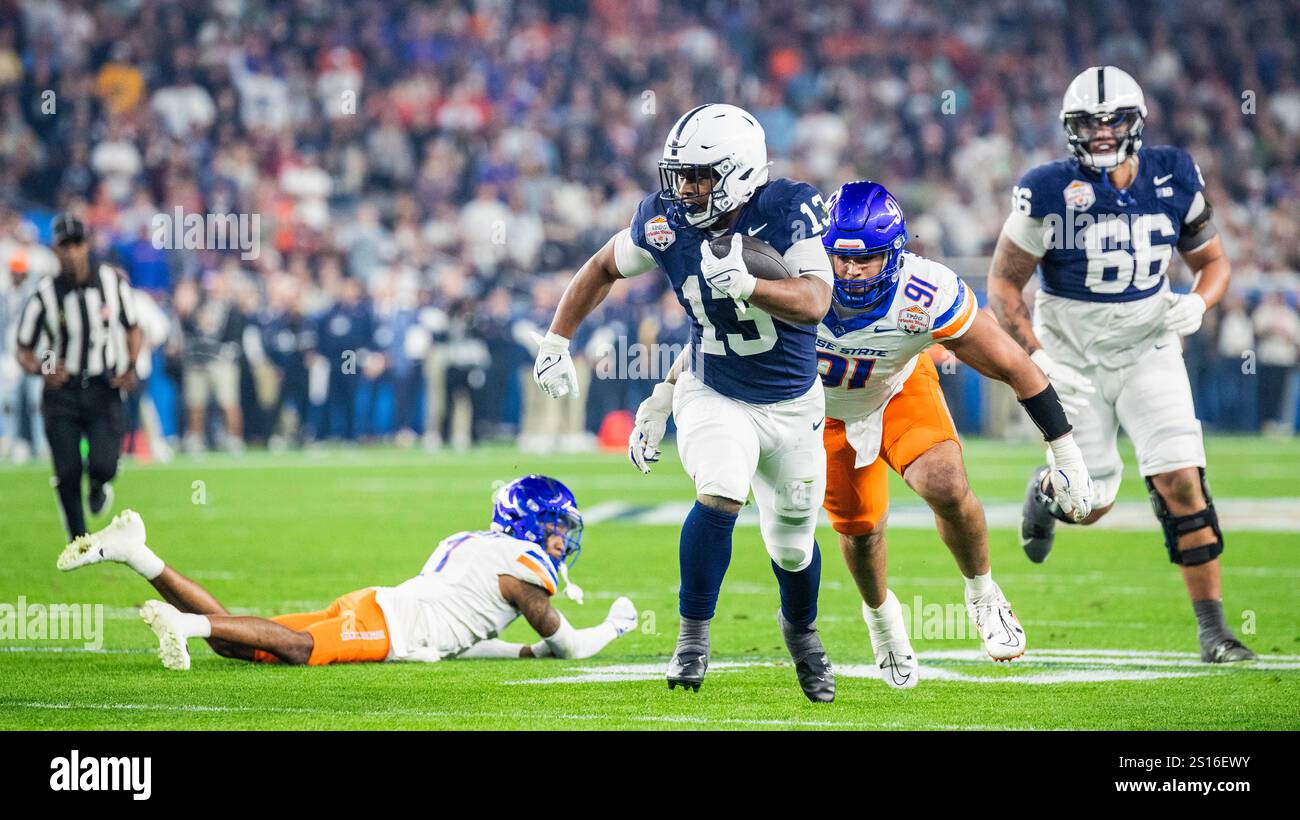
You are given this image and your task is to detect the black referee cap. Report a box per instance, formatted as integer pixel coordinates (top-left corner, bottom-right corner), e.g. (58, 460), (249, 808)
(52, 213), (87, 246)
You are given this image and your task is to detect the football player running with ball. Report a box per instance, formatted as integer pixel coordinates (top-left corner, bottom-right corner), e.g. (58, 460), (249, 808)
(534, 104), (838, 701)
(58, 476), (637, 669)
(778, 180), (1090, 688)
(987, 66), (1254, 663)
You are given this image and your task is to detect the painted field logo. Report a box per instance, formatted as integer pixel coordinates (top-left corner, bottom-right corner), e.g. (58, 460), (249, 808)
(50, 749), (151, 800)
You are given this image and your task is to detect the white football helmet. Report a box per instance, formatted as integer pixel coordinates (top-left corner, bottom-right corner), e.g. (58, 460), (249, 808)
(658, 103), (770, 229)
(1060, 66), (1148, 169)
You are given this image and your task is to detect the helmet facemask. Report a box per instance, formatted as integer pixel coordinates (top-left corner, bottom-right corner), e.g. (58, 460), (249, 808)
(658, 157), (739, 229)
(1063, 107), (1144, 170)
(829, 239), (905, 310)
(539, 509), (584, 568)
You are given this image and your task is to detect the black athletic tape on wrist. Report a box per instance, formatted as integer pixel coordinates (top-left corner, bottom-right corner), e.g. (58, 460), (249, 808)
(1020, 384), (1072, 441)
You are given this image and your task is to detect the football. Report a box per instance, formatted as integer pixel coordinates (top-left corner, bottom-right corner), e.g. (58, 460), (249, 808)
(709, 234), (792, 280)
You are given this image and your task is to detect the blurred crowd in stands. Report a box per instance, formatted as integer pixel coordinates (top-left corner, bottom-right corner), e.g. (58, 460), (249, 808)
(1, 0), (1298, 461)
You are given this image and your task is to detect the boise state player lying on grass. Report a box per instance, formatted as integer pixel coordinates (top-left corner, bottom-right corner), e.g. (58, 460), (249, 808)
(987, 66), (1253, 663)
(533, 103), (837, 701)
(56, 476), (636, 669)
(634, 181), (1095, 690)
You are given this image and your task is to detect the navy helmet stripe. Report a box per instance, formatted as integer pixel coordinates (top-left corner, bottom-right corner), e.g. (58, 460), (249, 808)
(1097, 66), (1106, 104)
(673, 104), (711, 143)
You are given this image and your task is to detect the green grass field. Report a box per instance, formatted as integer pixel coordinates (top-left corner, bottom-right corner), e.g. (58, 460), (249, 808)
(2, 436), (1298, 730)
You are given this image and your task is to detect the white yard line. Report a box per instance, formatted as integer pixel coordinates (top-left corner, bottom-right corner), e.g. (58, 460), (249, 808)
(584, 498), (1300, 532)
(0, 700), (1032, 730)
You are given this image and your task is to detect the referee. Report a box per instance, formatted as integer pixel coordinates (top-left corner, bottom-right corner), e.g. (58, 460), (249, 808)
(15, 214), (142, 540)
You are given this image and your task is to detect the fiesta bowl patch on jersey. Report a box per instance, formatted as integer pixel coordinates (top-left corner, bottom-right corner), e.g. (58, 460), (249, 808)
(897, 304), (930, 335)
(644, 215), (675, 251)
(1064, 180), (1095, 210)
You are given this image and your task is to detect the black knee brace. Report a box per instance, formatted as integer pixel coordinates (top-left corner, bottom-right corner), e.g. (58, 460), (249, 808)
(1145, 468), (1223, 566)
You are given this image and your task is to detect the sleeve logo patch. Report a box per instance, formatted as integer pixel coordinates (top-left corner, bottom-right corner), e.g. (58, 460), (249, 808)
(644, 215), (676, 251)
(897, 304), (930, 335)
(1063, 180), (1096, 210)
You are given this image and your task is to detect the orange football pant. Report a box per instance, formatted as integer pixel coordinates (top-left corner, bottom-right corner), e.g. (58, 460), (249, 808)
(823, 354), (961, 536)
(252, 587), (390, 665)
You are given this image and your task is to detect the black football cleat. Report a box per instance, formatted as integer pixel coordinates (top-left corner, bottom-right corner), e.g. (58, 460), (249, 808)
(778, 611), (835, 703)
(667, 618), (710, 692)
(1202, 637), (1256, 664)
(1020, 465), (1056, 563)
(88, 482), (114, 517)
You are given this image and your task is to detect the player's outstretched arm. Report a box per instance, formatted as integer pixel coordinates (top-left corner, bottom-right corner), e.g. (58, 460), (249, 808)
(480, 575), (637, 660)
(986, 232), (1044, 355)
(549, 236), (622, 340)
(942, 309), (1048, 400)
(987, 231), (1096, 406)
(533, 235), (624, 399)
(943, 310), (1092, 520)
(627, 343), (692, 474)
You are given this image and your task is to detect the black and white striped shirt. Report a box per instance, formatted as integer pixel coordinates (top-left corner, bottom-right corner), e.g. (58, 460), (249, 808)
(15, 262), (139, 380)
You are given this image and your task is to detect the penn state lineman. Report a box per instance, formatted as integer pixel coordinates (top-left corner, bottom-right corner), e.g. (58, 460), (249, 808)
(987, 66), (1254, 663)
(532, 104), (837, 701)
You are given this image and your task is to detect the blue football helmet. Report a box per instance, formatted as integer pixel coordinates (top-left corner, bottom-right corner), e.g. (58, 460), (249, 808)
(491, 475), (584, 568)
(822, 180), (908, 309)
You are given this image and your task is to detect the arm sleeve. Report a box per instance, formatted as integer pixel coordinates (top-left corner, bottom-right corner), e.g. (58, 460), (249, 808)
(1176, 191), (1218, 253)
(613, 227), (657, 278)
(782, 236), (833, 285)
(541, 612), (620, 660)
(458, 639), (527, 659)
(1000, 211), (1049, 258)
(1173, 149), (1217, 252)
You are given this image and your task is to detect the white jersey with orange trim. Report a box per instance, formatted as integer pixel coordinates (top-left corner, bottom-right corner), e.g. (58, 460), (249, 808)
(816, 252), (975, 465)
(372, 530), (560, 662)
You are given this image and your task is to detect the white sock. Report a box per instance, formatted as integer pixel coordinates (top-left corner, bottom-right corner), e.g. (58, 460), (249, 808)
(128, 546), (165, 580)
(964, 571), (995, 599)
(175, 612), (211, 639)
(863, 589), (901, 625)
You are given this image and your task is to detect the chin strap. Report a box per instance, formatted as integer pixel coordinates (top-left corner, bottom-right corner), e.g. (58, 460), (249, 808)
(558, 561), (584, 604)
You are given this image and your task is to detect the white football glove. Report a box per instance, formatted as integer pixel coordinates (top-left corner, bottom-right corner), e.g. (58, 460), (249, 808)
(1046, 432), (1093, 522)
(699, 235), (757, 310)
(1030, 349), (1096, 415)
(605, 596), (638, 637)
(628, 381), (675, 474)
(532, 330), (580, 399)
(1164, 292), (1207, 336)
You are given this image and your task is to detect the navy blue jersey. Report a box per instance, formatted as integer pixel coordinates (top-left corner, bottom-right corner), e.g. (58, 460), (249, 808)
(1013, 145), (1204, 302)
(629, 177), (827, 404)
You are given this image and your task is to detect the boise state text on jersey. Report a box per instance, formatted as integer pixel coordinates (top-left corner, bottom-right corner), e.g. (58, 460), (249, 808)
(816, 252), (976, 422)
(630, 177), (829, 404)
(1013, 145), (1203, 302)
